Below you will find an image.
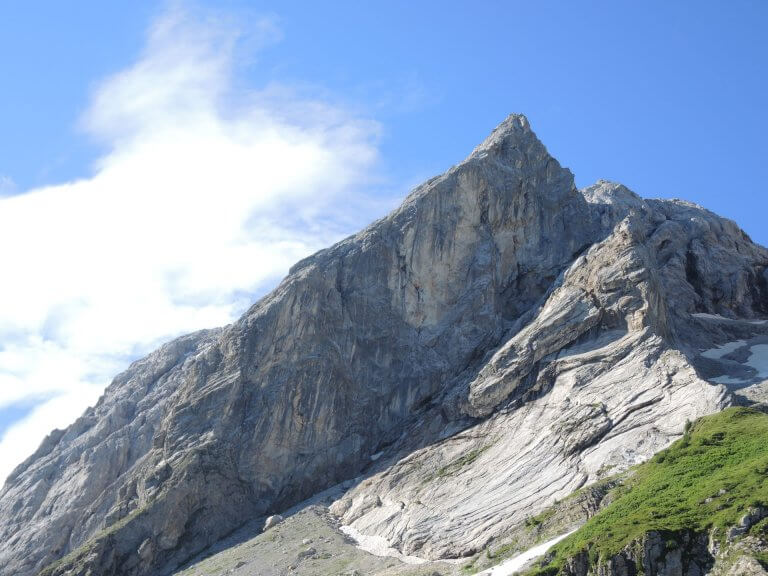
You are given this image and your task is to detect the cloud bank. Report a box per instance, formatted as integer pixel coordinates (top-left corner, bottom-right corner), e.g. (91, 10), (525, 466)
(0, 6), (387, 482)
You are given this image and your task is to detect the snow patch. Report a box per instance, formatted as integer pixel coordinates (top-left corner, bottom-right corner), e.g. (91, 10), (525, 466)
(701, 340), (747, 360)
(480, 531), (576, 576)
(703, 341), (768, 385)
(340, 525), (426, 565)
(747, 344), (768, 378)
(692, 313), (767, 325)
(693, 313), (731, 321)
(711, 375), (748, 385)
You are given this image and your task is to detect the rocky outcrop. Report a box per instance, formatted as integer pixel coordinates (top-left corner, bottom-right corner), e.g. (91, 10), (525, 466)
(560, 530), (713, 576)
(727, 507), (768, 541)
(557, 520), (768, 576)
(1, 114), (767, 576)
(723, 556), (768, 576)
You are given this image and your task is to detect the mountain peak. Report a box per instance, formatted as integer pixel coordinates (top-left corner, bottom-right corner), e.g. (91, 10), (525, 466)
(4, 114), (768, 576)
(469, 113), (535, 159)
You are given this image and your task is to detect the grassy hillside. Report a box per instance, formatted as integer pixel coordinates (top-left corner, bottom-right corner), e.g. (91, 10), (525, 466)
(527, 406), (768, 574)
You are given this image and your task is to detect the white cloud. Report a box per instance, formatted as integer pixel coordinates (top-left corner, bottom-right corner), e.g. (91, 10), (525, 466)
(0, 5), (390, 482)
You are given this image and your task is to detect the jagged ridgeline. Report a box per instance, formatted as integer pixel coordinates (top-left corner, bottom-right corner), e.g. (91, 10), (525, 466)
(2, 115), (768, 576)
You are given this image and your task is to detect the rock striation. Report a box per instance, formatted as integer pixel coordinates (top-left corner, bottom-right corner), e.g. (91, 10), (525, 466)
(0, 115), (766, 576)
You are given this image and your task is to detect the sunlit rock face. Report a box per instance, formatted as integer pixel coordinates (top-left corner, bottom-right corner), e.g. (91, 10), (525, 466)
(1, 115), (767, 576)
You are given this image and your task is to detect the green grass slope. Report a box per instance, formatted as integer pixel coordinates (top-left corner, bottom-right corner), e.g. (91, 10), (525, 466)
(528, 406), (768, 574)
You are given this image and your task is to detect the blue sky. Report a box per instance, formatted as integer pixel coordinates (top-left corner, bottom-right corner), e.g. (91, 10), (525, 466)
(2, 1), (767, 237)
(0, 1), (766, 480)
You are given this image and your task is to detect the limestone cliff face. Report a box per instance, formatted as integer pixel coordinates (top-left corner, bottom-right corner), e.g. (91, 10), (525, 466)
(0, 115), (766, 576)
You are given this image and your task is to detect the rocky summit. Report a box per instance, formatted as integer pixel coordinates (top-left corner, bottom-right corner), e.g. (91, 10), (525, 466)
(2, 115), (768, 576)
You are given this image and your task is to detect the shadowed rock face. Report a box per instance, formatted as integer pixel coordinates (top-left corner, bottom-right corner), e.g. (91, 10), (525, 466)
(1, 115), (766, 576)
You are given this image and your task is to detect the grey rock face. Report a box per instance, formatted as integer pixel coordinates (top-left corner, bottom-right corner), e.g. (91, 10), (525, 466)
(333, 181), (768, 559)
(560, 530), (713, 576)
(0, 114), (766, 576)
(727, 506), (768, 541)
(724, 557), (768, 576)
